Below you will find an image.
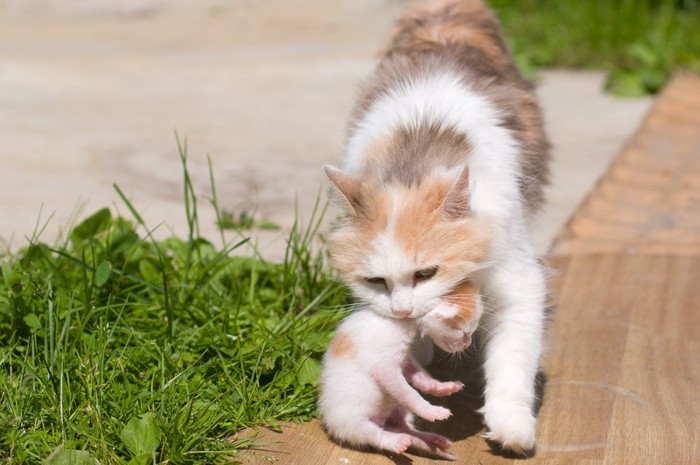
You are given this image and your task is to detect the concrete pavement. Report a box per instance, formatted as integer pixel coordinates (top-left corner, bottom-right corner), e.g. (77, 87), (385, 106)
(0, 0), (652, 259)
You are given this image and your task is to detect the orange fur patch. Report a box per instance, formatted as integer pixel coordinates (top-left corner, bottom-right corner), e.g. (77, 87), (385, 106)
(327, 330), (357, 360)
(442, 280), (479, 330)
(328, 183), (391, 280)
(393, 176), (491, 276)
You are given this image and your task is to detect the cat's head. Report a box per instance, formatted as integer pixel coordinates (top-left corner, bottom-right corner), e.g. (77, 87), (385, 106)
(420, 281), (481, 353)
(324, 165), (492, 319)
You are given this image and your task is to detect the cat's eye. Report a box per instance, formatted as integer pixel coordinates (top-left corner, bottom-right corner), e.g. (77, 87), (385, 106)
(366, 277), (387, 289)
(414, 267), (438, 282)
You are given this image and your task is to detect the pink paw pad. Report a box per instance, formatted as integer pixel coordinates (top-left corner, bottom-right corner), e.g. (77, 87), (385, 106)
(425, 434), (452, 450)
(433, 381), (464, 395)
(386, 434), (412, 454)
(421, 406), (451, 422)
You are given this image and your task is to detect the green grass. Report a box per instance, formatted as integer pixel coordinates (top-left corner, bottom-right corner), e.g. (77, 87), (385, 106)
(491, 0), (700, 96)
(0, 141), (348, 464)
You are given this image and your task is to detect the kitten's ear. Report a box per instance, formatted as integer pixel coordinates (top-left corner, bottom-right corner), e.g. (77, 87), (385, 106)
(437, 166), (470, 220)
(323, 165), (360, 215)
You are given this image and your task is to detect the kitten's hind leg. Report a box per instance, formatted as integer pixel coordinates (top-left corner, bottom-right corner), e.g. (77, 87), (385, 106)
(363, 421), (413, 455)
(386, 407), (454, 456)
(333, 415), (412, 456)
(377, 430), (413, 456)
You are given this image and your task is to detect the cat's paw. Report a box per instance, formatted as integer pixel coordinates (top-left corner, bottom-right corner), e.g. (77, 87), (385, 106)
(417, 405), (452, 422)
(481, 404), (536, 455)
(380, 432), (412, 455)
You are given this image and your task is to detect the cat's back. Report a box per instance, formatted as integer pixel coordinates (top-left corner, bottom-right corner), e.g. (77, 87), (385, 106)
(371, 0), (521, 94)
(345, 0), (549, 216)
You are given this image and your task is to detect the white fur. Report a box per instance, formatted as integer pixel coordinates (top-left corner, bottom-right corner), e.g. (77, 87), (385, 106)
(319, 309), (464, 457)
(337, 69), (546, 453)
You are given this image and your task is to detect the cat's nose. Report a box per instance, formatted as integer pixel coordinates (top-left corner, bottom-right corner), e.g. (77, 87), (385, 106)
(392, 308), (411, 318)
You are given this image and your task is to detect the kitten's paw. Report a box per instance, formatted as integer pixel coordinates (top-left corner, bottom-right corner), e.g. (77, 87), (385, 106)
(412, 378), (463, 396)
(428, 380), (464, 397)
(380, 432), (412, 455)
(418, 405), (452, 422)
(481, 404), (536, 455)
(416, 431), (452, 450)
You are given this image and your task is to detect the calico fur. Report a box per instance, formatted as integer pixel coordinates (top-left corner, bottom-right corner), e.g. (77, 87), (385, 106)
(325, 0), (549, 455)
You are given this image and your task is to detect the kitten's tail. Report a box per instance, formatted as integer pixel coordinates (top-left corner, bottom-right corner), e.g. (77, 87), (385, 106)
(409, 436), (457, 461)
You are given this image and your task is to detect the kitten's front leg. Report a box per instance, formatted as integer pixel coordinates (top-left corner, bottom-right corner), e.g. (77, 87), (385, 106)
(370, 364), (452, 422)
(403, 355), (464, 397)
(479, 253), (546, 455)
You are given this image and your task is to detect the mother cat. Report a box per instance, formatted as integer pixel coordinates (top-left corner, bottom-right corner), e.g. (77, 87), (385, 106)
(324, 0), (549, 455)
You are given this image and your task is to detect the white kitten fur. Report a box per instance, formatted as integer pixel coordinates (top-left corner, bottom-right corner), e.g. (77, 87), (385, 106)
(319, 308), (465, 459)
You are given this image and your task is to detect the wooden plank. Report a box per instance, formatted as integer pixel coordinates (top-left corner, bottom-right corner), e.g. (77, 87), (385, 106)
(551, 72), (700, 256)
(240, 254), (700, 464)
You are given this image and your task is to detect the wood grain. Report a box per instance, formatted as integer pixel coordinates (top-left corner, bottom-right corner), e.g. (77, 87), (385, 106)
(551, 73), (700, 256)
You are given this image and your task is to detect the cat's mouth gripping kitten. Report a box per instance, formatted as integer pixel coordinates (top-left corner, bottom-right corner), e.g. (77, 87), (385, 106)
(420, 280), (482, 353)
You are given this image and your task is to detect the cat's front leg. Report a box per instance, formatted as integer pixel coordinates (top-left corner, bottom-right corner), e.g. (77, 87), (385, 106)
(479, 252), (546, 455)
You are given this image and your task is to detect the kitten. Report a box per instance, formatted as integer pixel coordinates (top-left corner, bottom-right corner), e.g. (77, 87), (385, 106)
(319, 279), (482, 459)
(324, 0), (549, 455)
(318, 307), (465, 460)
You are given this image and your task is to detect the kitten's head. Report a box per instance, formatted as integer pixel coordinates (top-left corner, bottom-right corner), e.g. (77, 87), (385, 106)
(324, 165), (491, 319)
(420, 281), (481, 353)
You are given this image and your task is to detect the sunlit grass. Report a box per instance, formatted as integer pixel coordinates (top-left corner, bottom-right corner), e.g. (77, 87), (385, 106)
(491, 0), (700, 95)
(0, 139), (348, 464)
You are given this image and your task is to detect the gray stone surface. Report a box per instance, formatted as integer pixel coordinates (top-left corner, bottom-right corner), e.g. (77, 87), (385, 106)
(0, 0), (652, 259)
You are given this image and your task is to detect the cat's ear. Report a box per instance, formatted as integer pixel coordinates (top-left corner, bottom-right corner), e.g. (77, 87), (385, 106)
(323, 165), (360, 215)
(437, 166), (470, 220)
